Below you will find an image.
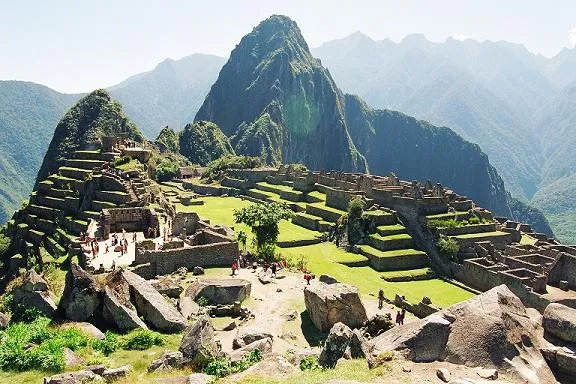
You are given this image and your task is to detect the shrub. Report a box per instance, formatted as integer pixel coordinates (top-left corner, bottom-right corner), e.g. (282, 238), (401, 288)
(202, 155), (262, 181)
(437, 236), (459, 260)
(111, 156), (131, 167)
(155, 161), (178, 182)
(299, 355), (320, 371)
(427, 218), (461, 229)
(347, 196), (366, 245)
(196, 296), (209, 307)
(122, 329), (163, 350)
(203, 349), (262, 378)
(10, 305), (44, 323)
(91, 331), (118, 356)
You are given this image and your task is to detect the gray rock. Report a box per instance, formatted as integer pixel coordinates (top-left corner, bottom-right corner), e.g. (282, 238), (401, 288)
(43, 370), (102, 384)
(0, 312), (9, 330)
(84, 365), (106, 375)
(347, 329), (369, 359)
(437, 368), (451, 382)
(477, 368), (498, 380)
(101, 365), (131, 382)
(556, 348), (576, 375)
(102, 286), (148, 331)
(178, 296), (201, 319)
(186, 374), (214, 384)
(58, 322), (105, 340)
(229, 337), (273, 362)
(363, 313), (394, 337)
(318, 322), (353, 368)
(221, 320), (237, 331)
(232, 326), (273, 350)
(21, 269), (48, 292)
(179, 315), (221, 367)
(369, 313), (453, 362)
(186, 278), (251, 305)
(319, 274), (338, 284)
(58, 264), (102, 322)
(152, 280), (184, 299)
(148, 351), (186, 372)
(304, 282), (367, 332)
(109, 269), (187, 332)
(192, 266), (205, 276)
(63, 348), (84, 368)
(12, 287), (57, 318)
(258, 276), (272, 285)
(543, 303), (576, 342)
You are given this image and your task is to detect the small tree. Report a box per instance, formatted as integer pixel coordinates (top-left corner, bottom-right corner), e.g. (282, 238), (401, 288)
(233, 202), (293, 261)
(437, 236), (459, 260)
(347, 196), (366, 245)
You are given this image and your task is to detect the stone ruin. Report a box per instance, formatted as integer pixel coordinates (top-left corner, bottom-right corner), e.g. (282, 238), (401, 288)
(131, 212), (239, 278)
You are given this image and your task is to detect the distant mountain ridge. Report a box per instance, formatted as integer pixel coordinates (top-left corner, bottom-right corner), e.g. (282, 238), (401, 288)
(313, 32), (576, 242)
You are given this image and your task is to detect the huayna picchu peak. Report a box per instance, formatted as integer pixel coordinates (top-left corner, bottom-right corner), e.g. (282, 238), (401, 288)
(1, 10), (575, 384)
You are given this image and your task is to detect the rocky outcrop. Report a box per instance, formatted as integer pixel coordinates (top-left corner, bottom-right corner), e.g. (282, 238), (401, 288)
(58, 322), (105, 340)
(0, 312), (9, 330)
(185, 279), (251, 305)
(12, 270), (57, 318)
(152, 279), (184, 299)
(179, 315), (221, 367)
(369, 285), (556, 384)
(148, 351), (187, 372)
(318, 322), (353, 368)
(541, 345), (576, 377)
(229, 338), (273, 363)
(43, 370), (102, 384)
(232, 326), (273, 350)
(59, 264), (102, 321)
(178, 296), (201, 319)
(543, 303), (576, 343)
(108, 269), (187, 332)
(304, 282), (367, 332)
(362, 314), (395, 338)
(102, 286), (148, 331)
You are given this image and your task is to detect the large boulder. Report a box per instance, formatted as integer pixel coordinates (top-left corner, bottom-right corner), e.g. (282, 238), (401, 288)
(543, 303), (576, 343)
(304, 282), (367, 332)
(369, 285), (556, 384)
(59, 264), (102, 321)
(318, 322), (353, 368)
(0, 312), (9, 330)
(12, 270), (57, 318)
(152, 279), (184, 299)
(148, 351), (187, 372)
(107, 269), (187, 332)
(178, 296), (201, 319)
(185, 279), (251, 305)
(43, 370), (102, 384)
(232, 326), (273, 350)
(102, 286), (148, 331)
(369, 313), (453, 362)
(179, 315), (221, 367)
(58, 322), (105, 340)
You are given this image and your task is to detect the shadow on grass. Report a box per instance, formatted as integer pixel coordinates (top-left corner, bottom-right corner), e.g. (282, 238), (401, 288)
(300, 310), (328, 347)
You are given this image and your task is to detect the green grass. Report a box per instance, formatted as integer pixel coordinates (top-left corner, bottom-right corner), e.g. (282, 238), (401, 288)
(520, 234), (538, 245)
(306, 191), (326, 201)
(369, 233), (412, 242)
(279, 242), (474, 307)
(425, 211), (470, 219)
(176, 196), (321, 246)
(255, 181), (294, 193)
(381, 267), (436, 281)
(308, 202), (345, 215)
(115, 158), (141, 171)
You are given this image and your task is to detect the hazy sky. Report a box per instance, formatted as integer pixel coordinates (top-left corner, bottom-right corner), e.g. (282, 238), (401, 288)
(2, 0), (575, 93)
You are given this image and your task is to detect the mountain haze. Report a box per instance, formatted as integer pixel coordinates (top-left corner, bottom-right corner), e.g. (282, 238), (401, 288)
(314, 32), (572, 241)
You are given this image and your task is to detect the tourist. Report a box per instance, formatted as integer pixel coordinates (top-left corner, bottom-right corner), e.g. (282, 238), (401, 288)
(378, 289), (385, 309)
(400, 309), (406, 325)
(124, 238), (128, 250)
(111, 260), (116, 270)
(395, 310), (402, 325)
(304, 272), (312, 285)
(252, 261), (258, 273)
(133, 232), (137, 243)
(231, 260), (238, 276)
(271, 262), (277, 277)
(105, 244), (109, 254)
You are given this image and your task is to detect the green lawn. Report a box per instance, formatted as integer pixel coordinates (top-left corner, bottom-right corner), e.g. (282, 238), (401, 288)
(452, 231), (510, 239)
(176, 196), (321, 245)
(307, 190), (326, 201)
(279, 242), (474, 308)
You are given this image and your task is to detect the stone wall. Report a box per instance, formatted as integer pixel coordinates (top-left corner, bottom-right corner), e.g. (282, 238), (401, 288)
(325, 186), (363, 211)
(172, 212), (200, 237)
(102, 207), (159, 238)
(227, 168), (277, 183)
(548, 253), (576, 289)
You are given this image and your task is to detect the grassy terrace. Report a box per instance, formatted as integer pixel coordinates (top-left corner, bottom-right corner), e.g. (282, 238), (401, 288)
(358, 245), (425, 258)
(255, 181), (295, 193)
(176, 196), (321, 245)
(307, 190), (326, 201)
(369, 233), (412, 242)
(452, 231), (510, 239)
(425, 211), (470, 220)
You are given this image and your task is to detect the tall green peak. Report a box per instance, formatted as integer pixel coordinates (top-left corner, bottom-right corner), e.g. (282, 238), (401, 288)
(155, 126), (180, 153)
(179, 121), (234, 166)
(195, 15), (367, 172)
(35, 89), (143, 185)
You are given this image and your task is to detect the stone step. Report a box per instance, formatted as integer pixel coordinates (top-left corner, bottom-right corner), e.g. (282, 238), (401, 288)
(59, 166), (92, 180)
(304, 191), (325, 204)
(27, 204), (62, 221)
(31, 194), (71, 211)
(94, 190), (130, 204)
(45, 236), (67, 258)
(73, 150), (117, 161)
(369, 233), (414, 252)
(80, 210), (101, 221)
(49, 174), (82, 190)
(44, 187), (72, 199)
(376, 224), (406, 237)
(358, 245), (428, 271)
(62, 216), (89, 236)
(37, 180), (54, 193)
(91, 200), (116, 212)
(247, 189), (275, 202)
(364, 210), (396, 226)
(305, 203), (345, 223)
(27, 229), (46, 244)
(65, 159), (106, 170)
(292, 212), (323, 231)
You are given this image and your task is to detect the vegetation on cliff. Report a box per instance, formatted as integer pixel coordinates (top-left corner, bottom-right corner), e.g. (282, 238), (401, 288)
(35, 89), (143, 185)
(179, 121), (234, 165)
(154, 126), (180, 153)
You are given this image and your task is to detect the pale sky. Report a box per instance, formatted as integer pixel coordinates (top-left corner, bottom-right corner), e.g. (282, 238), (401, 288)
(1, 0), (575, 93)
